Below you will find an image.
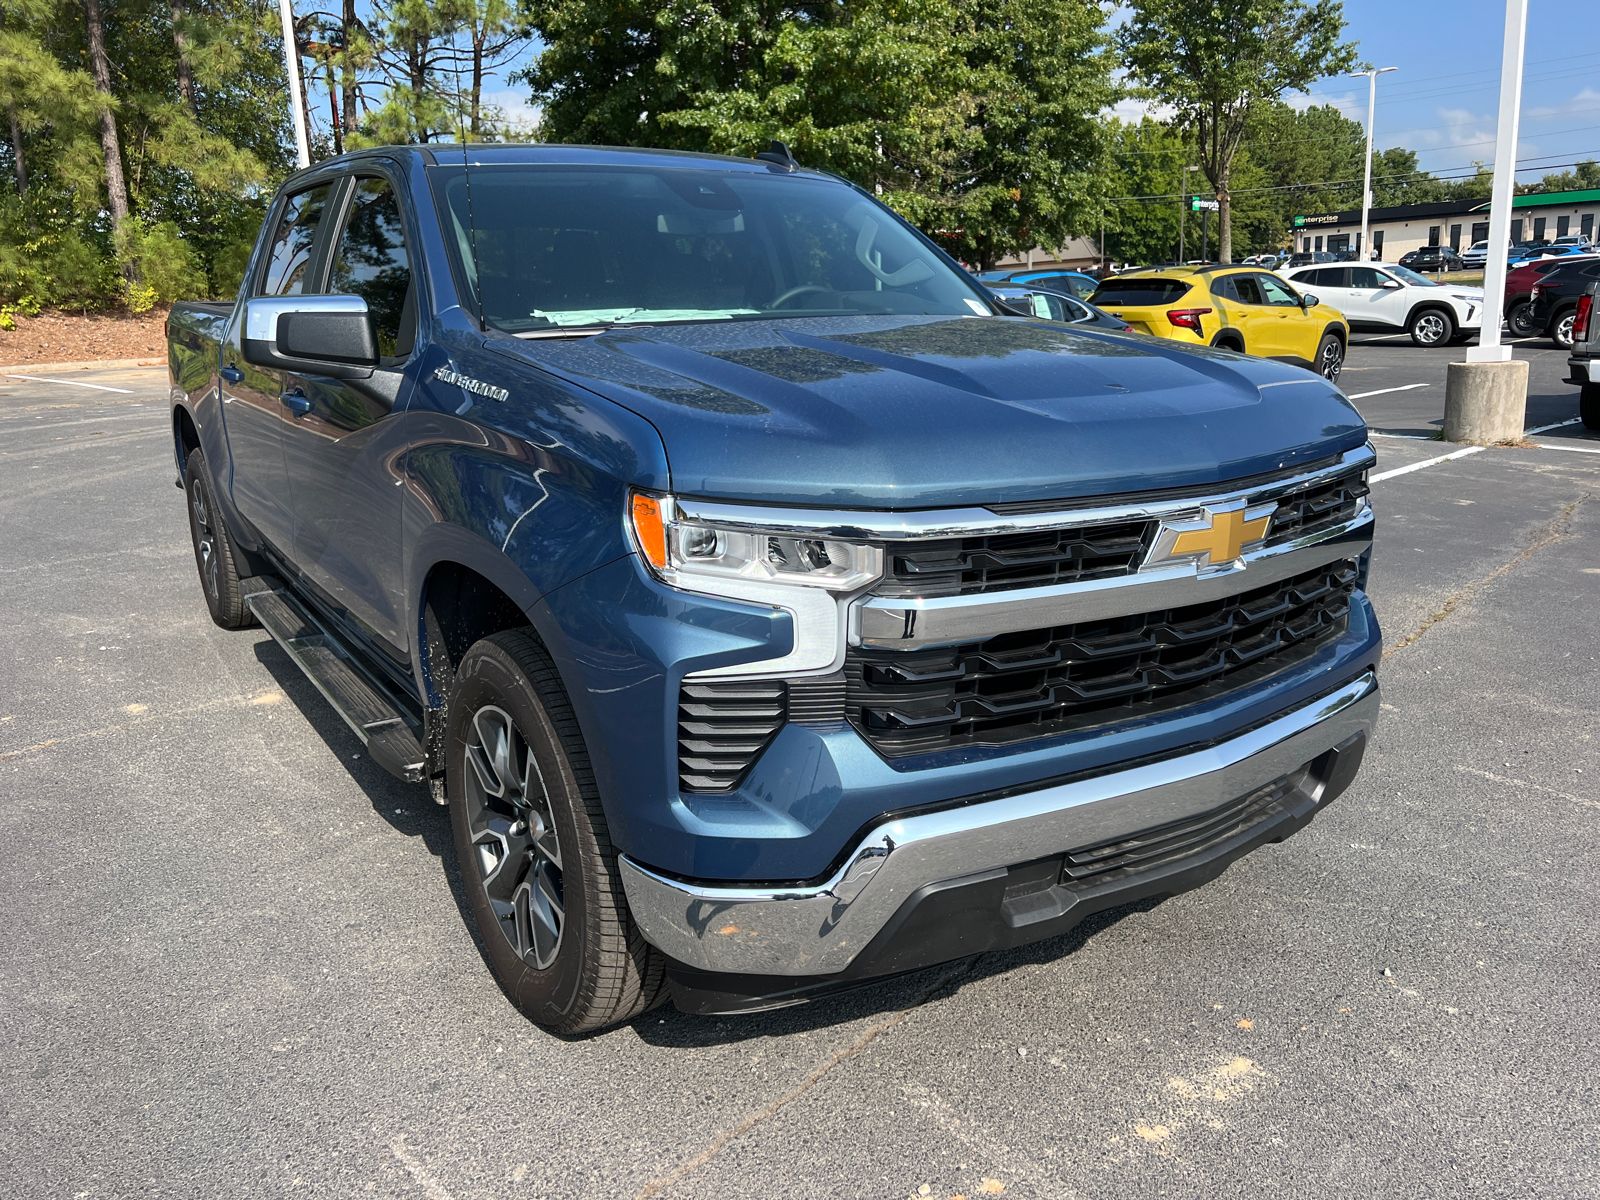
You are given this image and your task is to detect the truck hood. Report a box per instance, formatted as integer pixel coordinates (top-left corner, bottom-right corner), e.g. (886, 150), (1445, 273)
(499, 315), (1367, 508)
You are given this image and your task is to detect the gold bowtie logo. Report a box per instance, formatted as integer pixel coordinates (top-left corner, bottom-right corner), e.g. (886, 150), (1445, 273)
(1171, 507), (1272, 564)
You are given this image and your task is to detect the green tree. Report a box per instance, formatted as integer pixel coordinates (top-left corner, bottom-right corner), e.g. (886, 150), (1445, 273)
(524, 0), (1116, 268)
(1118, 0), (1358, 263)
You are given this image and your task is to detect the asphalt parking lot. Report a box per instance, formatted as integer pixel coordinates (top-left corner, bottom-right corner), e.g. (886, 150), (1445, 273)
(3, 339), (1597, 1200)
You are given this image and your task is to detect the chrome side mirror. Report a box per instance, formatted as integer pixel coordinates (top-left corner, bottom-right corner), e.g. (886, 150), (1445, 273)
(242, 295), (377, 375)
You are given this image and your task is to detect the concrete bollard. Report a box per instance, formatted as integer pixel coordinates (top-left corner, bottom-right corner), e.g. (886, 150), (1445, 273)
(1442, 359), (1529, 444)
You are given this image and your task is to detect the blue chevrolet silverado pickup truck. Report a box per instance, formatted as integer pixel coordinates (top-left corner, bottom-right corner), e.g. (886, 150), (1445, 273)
(167, 143), (1380, 1033)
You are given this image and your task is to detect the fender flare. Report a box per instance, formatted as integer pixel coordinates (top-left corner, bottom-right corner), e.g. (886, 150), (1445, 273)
(1320, 320), (1347, 346)
(1209, 329), (1245, 352)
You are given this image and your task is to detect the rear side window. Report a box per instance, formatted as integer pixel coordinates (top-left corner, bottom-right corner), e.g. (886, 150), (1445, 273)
(1089, 278), (1193, 305)
(259, 184), (334, 297)
(329, 177), (415, 358)
(1230, 275), (1264, 304)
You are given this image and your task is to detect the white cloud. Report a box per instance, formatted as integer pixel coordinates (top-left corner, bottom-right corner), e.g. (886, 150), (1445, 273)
(480, 89), (542, 137)
(1525, 87), (1600, 121)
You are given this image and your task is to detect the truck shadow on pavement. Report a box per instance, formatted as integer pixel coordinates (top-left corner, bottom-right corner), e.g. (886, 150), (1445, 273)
(249, 635), (1166, 1046)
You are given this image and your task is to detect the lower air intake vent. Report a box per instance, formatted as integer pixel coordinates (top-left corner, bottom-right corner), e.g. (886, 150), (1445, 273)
(678, 680), (786, 793)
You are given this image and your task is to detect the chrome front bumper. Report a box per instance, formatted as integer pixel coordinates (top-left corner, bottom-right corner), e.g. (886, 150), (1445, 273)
(621, 671), (1379, 976)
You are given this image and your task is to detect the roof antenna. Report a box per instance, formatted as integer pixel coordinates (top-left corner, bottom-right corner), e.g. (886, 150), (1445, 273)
(449, 30), (484, 324)
(755, 139), (799, 171)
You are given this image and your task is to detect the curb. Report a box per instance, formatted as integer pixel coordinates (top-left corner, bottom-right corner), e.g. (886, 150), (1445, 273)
(0, 357), (165, 373)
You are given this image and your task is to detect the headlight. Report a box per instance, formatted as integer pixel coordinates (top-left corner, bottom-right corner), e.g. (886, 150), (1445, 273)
(629, 492), (883, 677)
(630, 493), (881, 593)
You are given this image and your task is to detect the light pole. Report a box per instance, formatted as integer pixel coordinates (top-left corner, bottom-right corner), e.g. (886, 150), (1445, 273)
(1350, 66), (1397, 262)
(278, 0), (311, 169)
(1444, 0), (1529, 444)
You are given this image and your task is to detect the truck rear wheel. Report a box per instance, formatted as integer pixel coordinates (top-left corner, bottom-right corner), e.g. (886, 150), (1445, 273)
(184, 448), (253, 630)
(1581, 383), (1600, 431)
(446, 629), (667, 1034)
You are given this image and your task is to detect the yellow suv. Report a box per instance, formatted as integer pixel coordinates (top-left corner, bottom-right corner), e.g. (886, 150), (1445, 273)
(1089, 266), (1348, 381)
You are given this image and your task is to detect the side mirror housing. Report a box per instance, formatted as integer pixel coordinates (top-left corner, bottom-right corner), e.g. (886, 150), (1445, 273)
(1300, 293), (1320, 309)
(1381, 279), (1403, 290)
(242, 295), (378, 376)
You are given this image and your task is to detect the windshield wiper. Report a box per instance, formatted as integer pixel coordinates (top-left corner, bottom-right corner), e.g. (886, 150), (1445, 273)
(514, 323), (625, 339)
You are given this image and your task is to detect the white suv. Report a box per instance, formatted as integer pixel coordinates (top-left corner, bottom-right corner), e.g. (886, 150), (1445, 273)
(1279, 262), (1483, 347)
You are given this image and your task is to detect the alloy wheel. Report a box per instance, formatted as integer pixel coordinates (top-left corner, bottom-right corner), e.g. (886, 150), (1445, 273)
(1556, 312), (1576, 348)
(189, 481), (220, 602)
(1319, 339), (1344, 382)
(462, 704), (564, 969)
(1414, 313), (1447, 345)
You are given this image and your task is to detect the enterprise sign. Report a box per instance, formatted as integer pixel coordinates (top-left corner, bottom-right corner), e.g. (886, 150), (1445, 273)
(1293, 214), (1344, 228)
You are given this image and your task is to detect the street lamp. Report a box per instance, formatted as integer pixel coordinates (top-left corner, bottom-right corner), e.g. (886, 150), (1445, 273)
(1350, 67), (1398, 262)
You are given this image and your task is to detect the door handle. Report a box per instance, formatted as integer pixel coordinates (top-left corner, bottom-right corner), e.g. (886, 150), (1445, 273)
(282, 389), (312, 417)
(220, 364), (243, 384)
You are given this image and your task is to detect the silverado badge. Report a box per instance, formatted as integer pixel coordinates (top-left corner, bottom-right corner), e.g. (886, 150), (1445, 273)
(1143, 501), (1277, 573)
(433, 366), (509, 402)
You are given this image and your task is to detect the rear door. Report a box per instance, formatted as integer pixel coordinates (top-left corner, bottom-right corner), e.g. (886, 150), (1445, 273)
(1217, 273), (1266, 351)
(279, 170), (421, 669)
(220, 180), (339, 553)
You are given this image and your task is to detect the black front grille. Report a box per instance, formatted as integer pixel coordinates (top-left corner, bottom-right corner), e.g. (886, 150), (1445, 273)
(678, 680), (785, 792)
(847, 560), (1358, 757)
(1060, 774), (1298, 891)
(878, 519), (1151, 598)
(1270, 470), (1368, 542)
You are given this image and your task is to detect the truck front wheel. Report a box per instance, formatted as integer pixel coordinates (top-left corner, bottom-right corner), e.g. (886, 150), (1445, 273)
(446, 629), (668, 1033)
(184, 448), (253, 630)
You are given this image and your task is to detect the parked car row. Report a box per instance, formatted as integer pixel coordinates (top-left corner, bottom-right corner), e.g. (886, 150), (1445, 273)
(977, 246), (1595, 356)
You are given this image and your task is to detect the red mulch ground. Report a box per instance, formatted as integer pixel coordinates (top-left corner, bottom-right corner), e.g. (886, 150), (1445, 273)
(0, 308), (170, 367)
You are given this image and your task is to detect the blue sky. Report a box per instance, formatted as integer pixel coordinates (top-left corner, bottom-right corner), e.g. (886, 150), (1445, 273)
(469, 0), (1599, 186)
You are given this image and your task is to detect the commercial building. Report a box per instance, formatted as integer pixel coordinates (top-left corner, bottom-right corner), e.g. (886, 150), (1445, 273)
(1293, 187), (1600, 260)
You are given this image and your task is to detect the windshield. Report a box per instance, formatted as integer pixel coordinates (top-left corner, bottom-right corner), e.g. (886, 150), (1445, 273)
(1386, 266), (1439, 287)
(435, 165), (990, 333)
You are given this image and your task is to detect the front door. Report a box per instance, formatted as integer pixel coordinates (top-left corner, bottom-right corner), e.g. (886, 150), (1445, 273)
(1255, 272), (1311, 361)
(280, 173), (419, 670)
(220, 181), (337, 553)
(1353, 266), (1409, 330)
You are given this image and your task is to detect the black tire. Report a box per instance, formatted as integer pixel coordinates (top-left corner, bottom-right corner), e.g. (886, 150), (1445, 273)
(1314, 333), (1344, 382)
(1552, 309), (1577, 350)
(446, 629), (667, 1034)
(1507, 301), (1541, 337)
(184, 448), (253, 629)
(1581, 383), (1600, 431)
(1408, 307), (1454, 347)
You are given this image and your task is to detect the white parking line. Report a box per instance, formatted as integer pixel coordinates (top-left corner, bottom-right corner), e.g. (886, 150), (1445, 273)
(1371, 446), (1485, 482)
(4, 374), (134, 394)
(1370, 419), (1587, 482)
(1535, 442), (1600, 454)
(1348, 383), (1431, 400)
(1368, 431), (1435, 440)
(1526, 418), (1582, 434)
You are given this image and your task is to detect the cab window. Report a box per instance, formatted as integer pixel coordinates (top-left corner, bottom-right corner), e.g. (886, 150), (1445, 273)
(329, 177), (416, 359)
(259, 184), (335, 297)
(1257, 274), (1301, 306)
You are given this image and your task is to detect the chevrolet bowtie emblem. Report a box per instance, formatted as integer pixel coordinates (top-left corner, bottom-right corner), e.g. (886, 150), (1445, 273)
(1145, 501), (1277, 572)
